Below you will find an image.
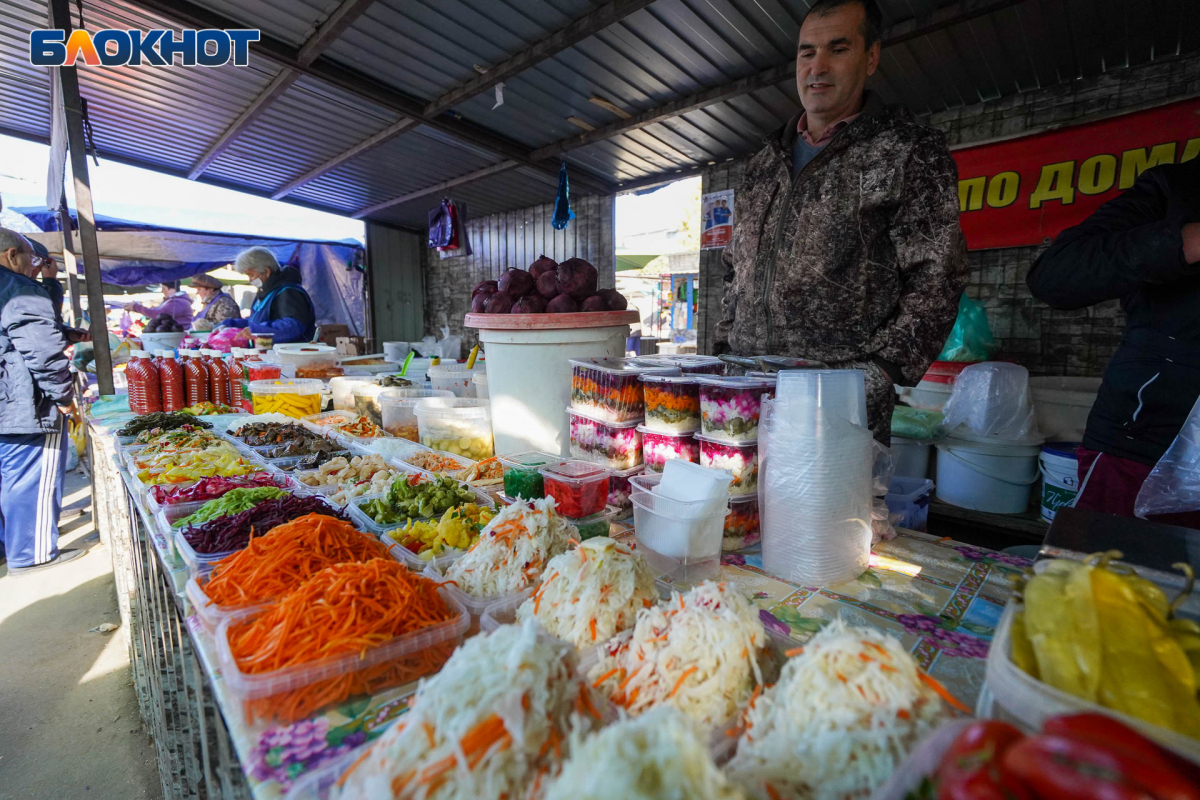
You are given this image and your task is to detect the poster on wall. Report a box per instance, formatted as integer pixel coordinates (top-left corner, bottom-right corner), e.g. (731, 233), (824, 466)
(952, 97), (1199, 250)
(701, 189), (735, 249)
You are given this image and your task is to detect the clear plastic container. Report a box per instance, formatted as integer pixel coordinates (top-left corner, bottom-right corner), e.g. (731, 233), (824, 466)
(174, 526), (240, 574)
(723, 494), (760, 551)
(569, 357), (678, 423)
(604, 464), (643, 516)
(328, 376), (375, 411)
(697, 434), (759, 496)
(215, 589), (469, 725)
(641, 374), (701, 433)
(472, 370), (489, 399)
(630, 354), (726, 375)
(638, 426), (699, 473)
(351, 383), (390, 426)
(697, 376), (777, 443)
(249, 379), (323, 418)
(282, 745), (372, 800)
(379, 388), (454, 442)
(540, 460), (610, 519)
(414, 397), (493, 460)
(567, 407), (643, 470)
(186, 572), (270, 634)
(303, 410), (360, 430)
(497, 450), (563, 500)
(421, 562), (534, 635)
(349, 484), (495, 536)
(401, 448), (476, 477)
(571, 505), (622, 540)
(428, 362), (484, 397)
(631, 490), (729, 587)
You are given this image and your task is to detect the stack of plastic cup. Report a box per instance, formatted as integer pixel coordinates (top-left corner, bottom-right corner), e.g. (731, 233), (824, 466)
(760, 369), (873, 586)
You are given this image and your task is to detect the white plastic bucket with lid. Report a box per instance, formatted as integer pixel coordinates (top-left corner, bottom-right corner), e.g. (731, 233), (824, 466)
(1029, 377), (1101, 441)
(1038, 442), (1080, 521)
(934, 435), (1041, 515)
(891, 436), (930, 479)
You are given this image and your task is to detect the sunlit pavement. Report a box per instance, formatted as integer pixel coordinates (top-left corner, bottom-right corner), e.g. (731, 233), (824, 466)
(0, 468), (161, 799)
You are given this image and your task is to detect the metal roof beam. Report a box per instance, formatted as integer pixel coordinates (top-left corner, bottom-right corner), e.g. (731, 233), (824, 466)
(532, 0), (1030, 163)
(271, 118), (418, 199)
(351, 160), (521, 219)
(185, 0), (378, 180)
(424, 0), (657, 118)
(125, 0), (618, 198)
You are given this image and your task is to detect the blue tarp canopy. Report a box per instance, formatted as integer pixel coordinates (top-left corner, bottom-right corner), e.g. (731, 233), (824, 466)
(16, 207), (366, 335)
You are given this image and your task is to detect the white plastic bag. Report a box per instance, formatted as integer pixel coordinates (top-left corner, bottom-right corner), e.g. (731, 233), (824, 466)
(940, 362), (1041, 444)
(1134, 393), (1200, 519)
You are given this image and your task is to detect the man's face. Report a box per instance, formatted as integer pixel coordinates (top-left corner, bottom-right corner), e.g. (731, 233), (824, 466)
(796, 2), (880, 118)
(0, 239), (34, 276)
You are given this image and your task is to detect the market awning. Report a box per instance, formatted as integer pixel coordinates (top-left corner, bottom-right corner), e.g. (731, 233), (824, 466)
(616, 255), (658, 272)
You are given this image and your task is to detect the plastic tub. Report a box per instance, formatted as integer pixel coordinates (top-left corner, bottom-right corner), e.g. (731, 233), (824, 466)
(379, 388), (454, 442)
(139, 330), (187, 352)
(174, 527), (239, 575)
(723, 494), (760, 550)
(328, 376), (374, 411)
(867, 721), (974, 800)
(891, 436), (931, 479)
(249, 379), (323, 418)
(540, 460), (610, 519)
(466, 311), (637, 456)
(349, 484), (495, 536)
(303, 410), (360, 430)
(569, 357), (677, 423)
(884, 477), (935, 532)
(935, 435), (1040, 515)
(630, 354), (725, 375)
(568, 408), (642, 470)
(697, 435), (758, 496)
(215, 589), (469, 726)
(351, 384), (389, 426)
(273, 344), (337, 371)
(1039, 441), (1080, 521)
(604, 464), (643, 516)
(401, 448), (476, 477)
(631, 490), (729, 587)
(697, 376), (776, 443)
(420, 562), (534, 635)
(471, 370), (489, 399)
(572, 505), (621, 540)
(641, 374), (701, 433)
(497, 450), (563, 500)
(427, 362), (483, 398)
(384, 533), (471, 574)
(338, 354), (398, 376)
(185, 572), (270, 634)
(1029, 377), (1101, 441)
(414, 397), (494, 460)
(638, 426), (699, 473)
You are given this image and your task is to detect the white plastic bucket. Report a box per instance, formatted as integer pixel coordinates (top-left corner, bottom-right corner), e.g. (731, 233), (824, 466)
(1038, 442), (1079, 521)
(474, 323), (630, 456)
(1029, 377), (1101, 441)
(934, 436), (1041, 515)
(891, 436), (930, 479)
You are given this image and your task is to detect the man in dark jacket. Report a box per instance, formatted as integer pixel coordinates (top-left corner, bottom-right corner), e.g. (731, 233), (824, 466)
(1027, 160), (1200, 520)
(714, 0), (967, 444)
(0, 228), (81, 574)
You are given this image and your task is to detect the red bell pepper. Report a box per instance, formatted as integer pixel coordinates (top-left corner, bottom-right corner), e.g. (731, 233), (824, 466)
(1003, 734), (1195, 800)
(1040, 714), (1200, 800)
(936, 721), (1032, 800)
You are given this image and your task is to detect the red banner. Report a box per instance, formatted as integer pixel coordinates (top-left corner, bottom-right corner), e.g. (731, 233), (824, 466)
(951, 98), (1200, 250)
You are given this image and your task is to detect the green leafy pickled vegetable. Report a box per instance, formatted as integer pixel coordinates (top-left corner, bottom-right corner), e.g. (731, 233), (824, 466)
(361, 476), (476, 525)
(171, 486), (288, 528)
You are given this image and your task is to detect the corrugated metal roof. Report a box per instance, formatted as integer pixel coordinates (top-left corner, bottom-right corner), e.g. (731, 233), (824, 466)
(0, 0), (1195, 229)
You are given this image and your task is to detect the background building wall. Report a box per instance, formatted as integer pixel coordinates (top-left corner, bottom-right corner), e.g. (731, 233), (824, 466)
(697, 54), (1200, 375)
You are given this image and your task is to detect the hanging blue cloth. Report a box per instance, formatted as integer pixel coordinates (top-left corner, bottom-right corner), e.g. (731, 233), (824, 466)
(552, 163), (575, 230)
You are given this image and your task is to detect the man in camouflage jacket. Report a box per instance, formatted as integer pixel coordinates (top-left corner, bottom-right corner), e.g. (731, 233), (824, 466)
(714, 0), (967, 444)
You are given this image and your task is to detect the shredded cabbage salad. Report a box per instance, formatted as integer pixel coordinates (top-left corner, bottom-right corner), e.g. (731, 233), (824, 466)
(587, 580), (766, 727)
(544, 706), (746, 800)
(336, 620), (602, 800)
(445, 496), (575, 598)
(516, 537), (658, 649)
(725, 618), (948, 800)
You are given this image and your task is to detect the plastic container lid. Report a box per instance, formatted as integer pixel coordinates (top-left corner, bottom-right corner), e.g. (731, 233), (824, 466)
(427, 362), (484, 378)
(414, 397), (491, 420)
(1041, 441), (1081, 458)
(566, 406), (643, 429)
(539, 459), (609, 486)
(379, 387), (454, 408)
(497, 450), (562, 469)
(605, 463), (646, 478)
(569, 357), (678, 377)
(694, 431), (758, 448)
(636, 424), (696, 439)
(695, 375), (777, 390)
(630, 354), (724, 369)
(248, 379), (323, 395)
(639, 373), (701, 386)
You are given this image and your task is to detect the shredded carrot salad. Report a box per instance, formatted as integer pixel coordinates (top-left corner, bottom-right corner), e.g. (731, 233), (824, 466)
(227, 558), (460, 723)
(198, 513), (389, 608)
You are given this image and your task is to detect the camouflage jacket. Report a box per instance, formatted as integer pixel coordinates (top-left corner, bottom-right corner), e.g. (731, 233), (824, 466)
(715, 95), (967, 441)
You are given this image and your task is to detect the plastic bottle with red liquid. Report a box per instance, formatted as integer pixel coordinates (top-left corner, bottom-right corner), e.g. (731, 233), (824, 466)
(126, 350), (145, 414)
(181, 349), (210, 406)
(205, 349), (232, 406)
(128, 350), (162, 414)
(228, 349), (251, 412)
(158, 350), (185, 412)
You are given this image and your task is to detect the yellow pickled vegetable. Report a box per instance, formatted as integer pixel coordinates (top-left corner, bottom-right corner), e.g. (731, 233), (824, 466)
(388, 503), (494, 559)
(1008, 609), (1039, 679)
(252, 390), (321, 418)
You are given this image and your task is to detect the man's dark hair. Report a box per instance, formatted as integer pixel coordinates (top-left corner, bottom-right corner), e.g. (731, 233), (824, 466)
(803, 0), (884, 46)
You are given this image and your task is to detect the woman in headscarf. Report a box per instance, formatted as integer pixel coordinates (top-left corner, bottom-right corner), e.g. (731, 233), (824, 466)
(124, 280), (193, 329)
(191, 273), (242, 327)
(216, 247), (315, 343)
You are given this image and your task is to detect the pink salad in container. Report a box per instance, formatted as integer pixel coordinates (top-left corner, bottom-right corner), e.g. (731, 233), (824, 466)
(605, 464), (643, 514)
(724, 494), (760, 551)
(697, 435), (759, 496)
(148, 472), (280, 505)
(697, 376), (776, 443)
(637, 426), (699, 473)
(567, 408), (643, 470)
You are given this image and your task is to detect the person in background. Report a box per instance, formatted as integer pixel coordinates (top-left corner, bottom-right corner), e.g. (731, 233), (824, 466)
(0, 228), (81, 574)
(219, 247), (316, 344)
(124, 280), (194, 329)
(1027, 159), (1200, 524)
(191, 273), (242, 327)
(713, 0), (967, 444)
(26, 238), (63, 323)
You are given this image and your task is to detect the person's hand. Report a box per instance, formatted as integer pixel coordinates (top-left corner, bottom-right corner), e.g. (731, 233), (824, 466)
(1184, 222), (1200, 265)
(39, 260), (57, 280)
(66, 327), (91, 344)
(122, 303), (134, 312)
(57, 402), (76, 418)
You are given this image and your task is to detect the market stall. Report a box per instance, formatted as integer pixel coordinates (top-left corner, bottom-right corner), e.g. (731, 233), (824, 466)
(86, 312), (1200, 799)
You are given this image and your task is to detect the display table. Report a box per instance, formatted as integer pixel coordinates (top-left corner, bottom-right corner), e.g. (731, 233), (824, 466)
(91, 418), (1023, 799)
